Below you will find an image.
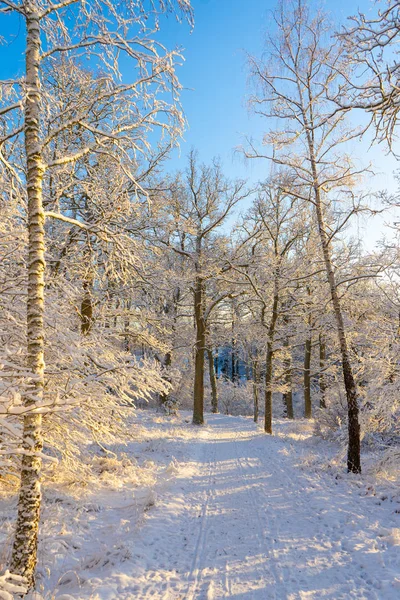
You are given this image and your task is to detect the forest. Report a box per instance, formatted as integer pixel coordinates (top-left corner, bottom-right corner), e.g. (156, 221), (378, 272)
(1, 0), (400, 598)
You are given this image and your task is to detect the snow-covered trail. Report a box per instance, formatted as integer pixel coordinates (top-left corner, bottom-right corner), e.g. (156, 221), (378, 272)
(72, 414), (400, 599)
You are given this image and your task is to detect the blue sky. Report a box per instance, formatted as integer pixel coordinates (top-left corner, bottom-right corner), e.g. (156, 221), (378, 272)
(155, 0), (399, 247)
(1, 0), (399, 247)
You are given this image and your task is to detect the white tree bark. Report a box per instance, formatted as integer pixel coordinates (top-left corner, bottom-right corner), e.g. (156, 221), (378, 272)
(11, 1), (45, 588)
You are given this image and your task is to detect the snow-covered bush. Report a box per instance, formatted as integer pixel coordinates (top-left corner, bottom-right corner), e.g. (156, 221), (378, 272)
(217, 379), (254, 416)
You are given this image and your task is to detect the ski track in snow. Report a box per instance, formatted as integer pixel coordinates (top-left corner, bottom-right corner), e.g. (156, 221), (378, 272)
(20, 413), (400, 599)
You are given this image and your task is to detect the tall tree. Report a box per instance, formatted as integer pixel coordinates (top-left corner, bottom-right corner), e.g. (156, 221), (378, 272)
(0, 0), (192, 588)
(234, 177), (305, 434)
(246, 0), (365, 471)
(154, 152), (248, 424)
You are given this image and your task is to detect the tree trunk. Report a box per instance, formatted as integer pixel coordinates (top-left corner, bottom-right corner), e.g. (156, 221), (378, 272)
(319, 332), (327, 408)
(304, 336), (312, 418)
(282, 339), (294, 419)
(11, 5), (45, 589)
(264, 342), (273, 433)
(81, 279), (94, 335)
(252, 359), (259, 423)
(313, 182), (361, 472)
(159, 351), (172, 407)
(231, 347), (235, 382)
(264, 270), (279, 434)
(302, 102), (361, 472)
(193, 275), (205, 424)
(207, 347), (218, 413)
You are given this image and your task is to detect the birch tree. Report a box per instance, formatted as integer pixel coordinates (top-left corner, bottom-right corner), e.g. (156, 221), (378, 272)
(0, 0), (192, 588)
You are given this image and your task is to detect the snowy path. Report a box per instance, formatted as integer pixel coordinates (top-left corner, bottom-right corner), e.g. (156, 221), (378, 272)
(59, 414), (400, 599)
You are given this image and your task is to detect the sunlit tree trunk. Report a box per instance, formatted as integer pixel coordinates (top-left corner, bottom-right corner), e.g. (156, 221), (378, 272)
(11, 3), (45, 588)
(313, 179), (361, 472)
(159, 351), (172, 407)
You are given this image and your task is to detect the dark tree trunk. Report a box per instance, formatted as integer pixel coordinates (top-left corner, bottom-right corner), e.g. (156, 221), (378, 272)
(81, 279), (94, 335)
(319, 332), (327, 408)
(264, 271), (279, 434)
(193, 275), (205, 424)
(314, 183), (361, 472)
(282, 339), (294, 419)
(264, 342), (273, 433)
(252, 359), (259, 423)
(207, 347), (218, 413)
(304, 336), (312, 418)
(303, 119), (361, 473)
(124, 299), (131, 352)
(231, 345), (236, 382)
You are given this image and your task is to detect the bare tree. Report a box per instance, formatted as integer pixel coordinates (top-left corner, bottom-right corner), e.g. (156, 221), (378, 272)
(234, 178), (305, 434)
(245, 0), (367, 472)
(154, 152), (249, 424)
(340, 0), (400, 148)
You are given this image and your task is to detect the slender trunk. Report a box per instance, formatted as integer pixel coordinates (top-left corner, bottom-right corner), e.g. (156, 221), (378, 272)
(231, 303), (236, 382)
(264, 342), (273, 433)
(319, 332), (327, 408)
(11, 5), (45, 588)
(124, 299), (131, 352)
(81, 279), (94, 335)
(282, 338), (294, 419)
(304, 336), (312, 418)
(246, 361), (251, 381)
(252, 359), (259, 423)
(264, 271), (279, 434)
(113, 297), (119, 329)
(302, 96), (361, 472)
(313, 182), (361, 472)
(207, 347), (218, 413)
(193, 274), (205, 424)
(160, 287), (180, 406)
(159, 351), (172, 407)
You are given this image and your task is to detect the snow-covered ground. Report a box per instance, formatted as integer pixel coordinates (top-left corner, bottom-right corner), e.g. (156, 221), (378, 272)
(1, 411), (400, 599)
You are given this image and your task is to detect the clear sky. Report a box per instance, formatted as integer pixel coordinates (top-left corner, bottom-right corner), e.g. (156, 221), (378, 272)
(155, 0), (399, 249)
(1, 0), (399, 248)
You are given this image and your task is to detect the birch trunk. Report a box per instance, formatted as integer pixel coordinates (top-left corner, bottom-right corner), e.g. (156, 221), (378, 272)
(159, 351), (172, 407)
(11, 3), (45, 588)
